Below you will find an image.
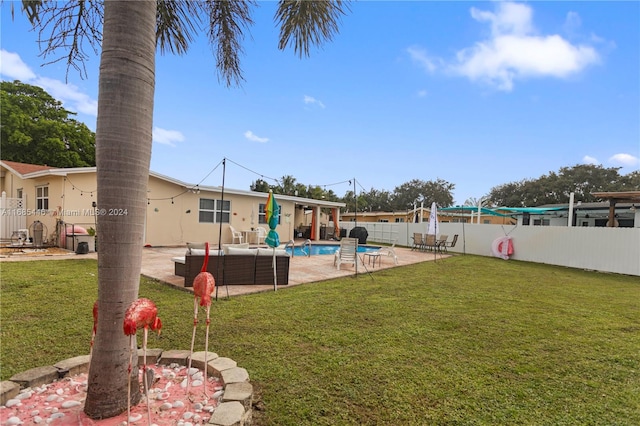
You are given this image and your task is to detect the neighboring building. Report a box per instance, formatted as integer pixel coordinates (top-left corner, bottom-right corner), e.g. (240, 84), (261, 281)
(340, 210), (419, 224)
(341, 206), (514, 225)
(340, 198), (640, 228)
(0, 160), (345, 247)
(505, 199), (639, 228)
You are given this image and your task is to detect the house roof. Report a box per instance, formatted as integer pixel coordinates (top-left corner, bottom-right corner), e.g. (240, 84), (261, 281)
(0, 160), (345, 208)
(1, 160), (54, 176)
(148, 170), (344, 208)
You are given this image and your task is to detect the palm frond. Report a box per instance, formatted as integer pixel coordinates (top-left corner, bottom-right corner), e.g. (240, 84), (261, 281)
(205, 0), (256, 87)
(20, 0), (44, 23)
(276, 0), (350, 58)
(24, 0), (103, 81)
(156, 0), (204, 55)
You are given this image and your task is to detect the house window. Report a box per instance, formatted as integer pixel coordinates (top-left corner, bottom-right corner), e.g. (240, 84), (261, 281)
(395, 218), (404, 223)
(36, 186), (49, 211)
(199, 199), (230, 223)
(16, 188), (23, 199)
(258, 203), (281, 225)
(379, 219), (389, 223)
(533, 218), (550, 226)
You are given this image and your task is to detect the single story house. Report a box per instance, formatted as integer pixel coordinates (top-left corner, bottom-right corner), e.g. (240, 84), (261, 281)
(0, 160), (345, 249)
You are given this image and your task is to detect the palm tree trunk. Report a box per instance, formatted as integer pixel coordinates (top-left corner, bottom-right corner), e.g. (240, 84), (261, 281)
(84, 1), (156, 419)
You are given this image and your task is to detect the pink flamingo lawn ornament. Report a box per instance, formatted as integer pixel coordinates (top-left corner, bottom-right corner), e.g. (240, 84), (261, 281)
(187, 242), (215, 398)
(89, 300), (98, 360)
(123, 298), (162, 425)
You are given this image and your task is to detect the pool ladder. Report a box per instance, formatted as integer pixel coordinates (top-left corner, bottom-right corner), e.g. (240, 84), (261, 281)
(284, 239), (311, 257)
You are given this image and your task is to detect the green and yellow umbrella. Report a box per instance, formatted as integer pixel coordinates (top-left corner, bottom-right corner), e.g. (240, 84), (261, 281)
(264, 190), (280, 290)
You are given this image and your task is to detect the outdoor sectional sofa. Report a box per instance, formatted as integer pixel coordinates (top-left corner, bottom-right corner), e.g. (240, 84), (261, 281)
(174, 244), (290, 288)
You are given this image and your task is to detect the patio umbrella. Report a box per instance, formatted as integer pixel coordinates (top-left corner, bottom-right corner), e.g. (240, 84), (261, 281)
(427, 201), (438, 261)
(427, 201), (438, 235)
(264, 190), (280, 291)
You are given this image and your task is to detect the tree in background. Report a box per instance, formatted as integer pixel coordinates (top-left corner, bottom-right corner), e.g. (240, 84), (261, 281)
(251, 175), (307, 197)
(250, 178), (272, 193)
(620, 170), (640, 190)
(15, 0), (350, 420)
(255, 163), (635, 213)
(391, 178), (455, 210)
(363, 188), (394, 211)
(253, 176), (455, 212)
(1, 81), (96, 167)
(488, 164), (636, 206)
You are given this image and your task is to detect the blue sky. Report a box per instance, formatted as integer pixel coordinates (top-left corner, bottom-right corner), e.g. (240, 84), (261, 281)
(2, 1), (638, 205)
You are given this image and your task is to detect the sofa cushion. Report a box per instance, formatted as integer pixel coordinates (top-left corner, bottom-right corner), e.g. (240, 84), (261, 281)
(226, 247), (258, 256)
(222, 243), (250, 255)
(186, 242), (206, 253)
(257, 248), (290, 257)
(188, 248), (223, 256)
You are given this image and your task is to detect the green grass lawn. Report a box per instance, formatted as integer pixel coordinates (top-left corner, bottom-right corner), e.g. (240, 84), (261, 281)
(1, 256), (639, 425)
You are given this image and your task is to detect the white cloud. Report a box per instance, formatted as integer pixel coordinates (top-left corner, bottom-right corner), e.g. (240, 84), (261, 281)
(582, 155), (599, 165)
(0, 49), (36, 81)
(407, 46), (438, 73)
(470, 2), (534, 37)
(417, 89), (428, 98)
(244, 130), (269, 143)
(454, 34), (599, 91)
(35, 76), (98, 116)
(0, 50), (98, 117)
(153, 127), (185, 147)
(563, 11), (582, 35)
(303, 95), (325, 109)
(410, 2), (601, 91)
(609, 153), (639, 167)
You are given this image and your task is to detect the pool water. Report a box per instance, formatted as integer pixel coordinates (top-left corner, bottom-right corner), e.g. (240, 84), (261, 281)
(285, 244), (381, 256)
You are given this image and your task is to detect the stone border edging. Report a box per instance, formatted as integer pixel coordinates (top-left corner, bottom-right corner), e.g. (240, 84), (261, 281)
(1, 349), (253, 426)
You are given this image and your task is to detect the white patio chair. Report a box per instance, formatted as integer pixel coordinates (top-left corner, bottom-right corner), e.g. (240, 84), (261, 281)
(334, 237), (359, 270)
(372, 239), (398, 265)
(256, 227), (267, 244)
(229, 225), (244, 244)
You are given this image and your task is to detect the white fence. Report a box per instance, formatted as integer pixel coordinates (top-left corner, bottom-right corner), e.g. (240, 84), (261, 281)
(340, 221), (640, 277)
(1, 192), (26, 240)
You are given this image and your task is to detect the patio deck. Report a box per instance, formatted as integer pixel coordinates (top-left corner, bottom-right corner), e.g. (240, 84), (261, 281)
(1, 243), (448, 297)
(142, 244), (447, 297)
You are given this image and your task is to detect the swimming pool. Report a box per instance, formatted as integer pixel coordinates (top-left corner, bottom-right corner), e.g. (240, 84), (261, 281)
(285, 243), (381, 256)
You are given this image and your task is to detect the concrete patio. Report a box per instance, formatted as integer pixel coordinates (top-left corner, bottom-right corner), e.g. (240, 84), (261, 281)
(1, 243), (448, 297)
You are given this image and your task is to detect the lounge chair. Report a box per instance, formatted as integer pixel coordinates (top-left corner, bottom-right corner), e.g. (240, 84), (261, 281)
(334, 237), (359, 270)
(411, 233), (424, 251)
(436, 234), (448, 253)
(229, 225), (244, 244)
(371, 239), (398, 265)
(441, 234), (458, 253)
(423, 234), (437, 251)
